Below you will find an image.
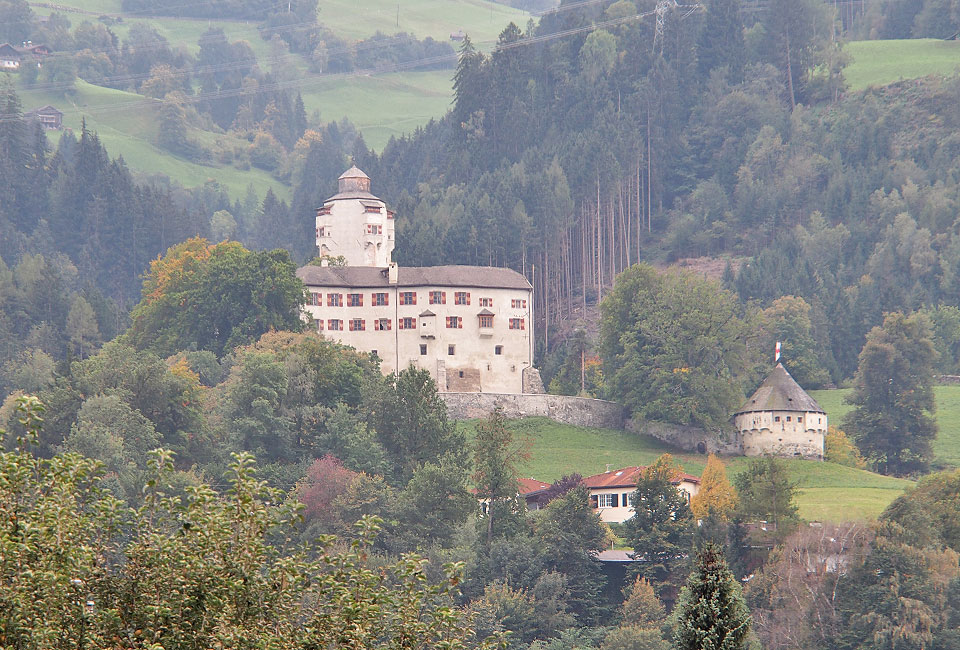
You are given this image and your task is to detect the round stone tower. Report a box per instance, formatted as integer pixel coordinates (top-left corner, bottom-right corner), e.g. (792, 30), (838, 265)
(732, 363), (827, 459)
(315, 166), (395, 267)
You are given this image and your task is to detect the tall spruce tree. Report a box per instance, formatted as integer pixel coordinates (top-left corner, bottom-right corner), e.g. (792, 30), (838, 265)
(843, 311), (937, 476)
(696, 0), (746, 81)
(674, 542), (751, 650)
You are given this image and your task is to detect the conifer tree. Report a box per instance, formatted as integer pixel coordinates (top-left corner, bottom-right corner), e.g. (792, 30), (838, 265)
(674, 542), (751, 650)
(696, 0), (745, 81)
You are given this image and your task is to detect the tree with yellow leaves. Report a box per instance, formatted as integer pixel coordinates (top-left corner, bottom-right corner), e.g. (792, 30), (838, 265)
(690, 454), (737, 520)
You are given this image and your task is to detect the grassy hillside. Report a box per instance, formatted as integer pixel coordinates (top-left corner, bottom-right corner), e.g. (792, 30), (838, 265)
(811, 384), (960, 468)
(23, 0), (522, 190)
(844, 39), (960, 90)
(14, 79), (285, 198)
(460, 417), (912, 523)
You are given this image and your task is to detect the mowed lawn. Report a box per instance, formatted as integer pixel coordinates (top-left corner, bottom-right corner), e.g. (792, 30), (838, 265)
(844, 39), (960, 90)
(810, 385), (960, 468)
(459, 417), (911, 523)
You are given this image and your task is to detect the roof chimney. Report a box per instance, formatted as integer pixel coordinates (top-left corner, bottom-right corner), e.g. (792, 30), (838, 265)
(388, 262), (398, 284)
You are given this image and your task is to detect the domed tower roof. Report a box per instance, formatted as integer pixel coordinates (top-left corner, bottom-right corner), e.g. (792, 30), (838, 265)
(338, 165), (371, 193)
(734, 363), (824, 416)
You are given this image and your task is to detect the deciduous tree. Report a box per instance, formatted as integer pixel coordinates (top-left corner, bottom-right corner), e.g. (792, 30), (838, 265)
(691, 454), (737, 520)
(843, 311), (937, 476)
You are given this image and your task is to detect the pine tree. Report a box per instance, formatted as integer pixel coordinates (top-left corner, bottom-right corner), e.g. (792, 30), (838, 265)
(696, 0), (745, 81)
(674, 542), (751, 650)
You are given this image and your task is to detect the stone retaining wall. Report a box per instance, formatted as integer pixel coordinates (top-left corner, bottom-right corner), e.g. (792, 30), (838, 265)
(441, 392), (625, 429)
(625, 419), (742, 456)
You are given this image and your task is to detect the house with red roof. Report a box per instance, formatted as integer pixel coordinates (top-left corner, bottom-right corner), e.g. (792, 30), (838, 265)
(517, 477), (551, 510)
(583, 466), (701, 523)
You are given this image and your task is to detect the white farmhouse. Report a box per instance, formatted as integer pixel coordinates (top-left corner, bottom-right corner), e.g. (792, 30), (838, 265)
(297, 167), (539, 394)
(732, 363), (827, 459)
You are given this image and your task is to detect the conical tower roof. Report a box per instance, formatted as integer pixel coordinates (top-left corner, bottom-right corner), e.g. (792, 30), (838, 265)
(734, 363), (824, 415)
(338, 165), (369, 181)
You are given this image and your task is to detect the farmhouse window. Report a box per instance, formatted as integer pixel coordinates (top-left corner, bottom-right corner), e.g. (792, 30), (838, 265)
(327, 293), (343, 307)
(349, 319), (365, 331)
(348, 293), (363, 307)
(597, 493), (617, 508)
(372, 292), (388, 306)
(400, 291), (417, 305)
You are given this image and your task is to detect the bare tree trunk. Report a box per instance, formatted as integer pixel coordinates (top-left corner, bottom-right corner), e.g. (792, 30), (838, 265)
(646, 107), (653, 232)
(785, 26), (796, 111)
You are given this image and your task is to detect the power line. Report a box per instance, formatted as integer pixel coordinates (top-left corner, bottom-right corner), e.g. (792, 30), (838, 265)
(1, 9), (662, 123)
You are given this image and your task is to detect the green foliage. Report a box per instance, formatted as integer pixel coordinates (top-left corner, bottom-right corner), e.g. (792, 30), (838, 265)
(0, 396), (498, 649)
(620, 577), (666, 628)
(733, 456), (799, 535)
(600, 264), (758, 429)
(625, 455), (693, 581)
(363, 366), (464, 483)
(602, 626), (671, 650)
(473, 407), (530, 546)
(844, 311), (937, 476)
(760, 296), (830, 388)
(127, 238), (306, 358)
(674, 543), (751, 650)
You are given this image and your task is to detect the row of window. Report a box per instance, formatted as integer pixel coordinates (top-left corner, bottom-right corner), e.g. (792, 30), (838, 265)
(308, 291), (530, 308)
(592, 491), (691, 508)
(315, 317), (525, 331)
(316, 223), (388, 238)
(418, 344), (505, 356)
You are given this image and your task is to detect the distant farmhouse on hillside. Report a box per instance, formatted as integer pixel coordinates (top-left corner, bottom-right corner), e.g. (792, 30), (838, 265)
(298, 167), (541, 395)
(25, 105), (63, 130)
(0, 41), (50, 72)
(732, 363), (827, 459)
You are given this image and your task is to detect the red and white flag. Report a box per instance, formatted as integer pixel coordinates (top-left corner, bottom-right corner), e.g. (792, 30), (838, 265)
(775, 341), (781, 363)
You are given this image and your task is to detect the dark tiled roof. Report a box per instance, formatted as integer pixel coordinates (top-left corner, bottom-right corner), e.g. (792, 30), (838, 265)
(0, 44), (21, 57)
(324, 190), (382, 201)
(734, 363), (824, 415)
(583, 466), (700, 489)
(297, 264), (532, 290)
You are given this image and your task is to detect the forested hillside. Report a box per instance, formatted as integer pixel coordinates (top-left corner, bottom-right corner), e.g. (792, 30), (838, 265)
(330, 0), (960, 389)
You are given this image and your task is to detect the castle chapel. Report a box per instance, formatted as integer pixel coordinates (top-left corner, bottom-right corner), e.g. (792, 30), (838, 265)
(297, 167), (539, 394)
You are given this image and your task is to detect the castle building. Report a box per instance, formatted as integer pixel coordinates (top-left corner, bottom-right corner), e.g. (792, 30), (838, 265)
(732, 363), (827, 459)
(297, 167), (537, 394)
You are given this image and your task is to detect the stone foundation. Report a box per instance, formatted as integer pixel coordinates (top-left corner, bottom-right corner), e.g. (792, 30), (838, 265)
(441, 392), (625, 429)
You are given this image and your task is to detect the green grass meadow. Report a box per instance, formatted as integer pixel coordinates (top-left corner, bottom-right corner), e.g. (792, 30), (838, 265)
(844, 39), (960, 90)
(811, 384), (960, 469)
(460, 416), (913, 524)
(14, 79), (285, 198)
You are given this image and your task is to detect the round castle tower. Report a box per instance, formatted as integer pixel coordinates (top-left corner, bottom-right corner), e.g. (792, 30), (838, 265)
(732, 363), (827, 459)
(315, 166), (395, 267)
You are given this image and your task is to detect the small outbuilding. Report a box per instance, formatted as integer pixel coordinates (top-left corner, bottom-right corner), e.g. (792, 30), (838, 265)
(732, 363), (827, 460)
